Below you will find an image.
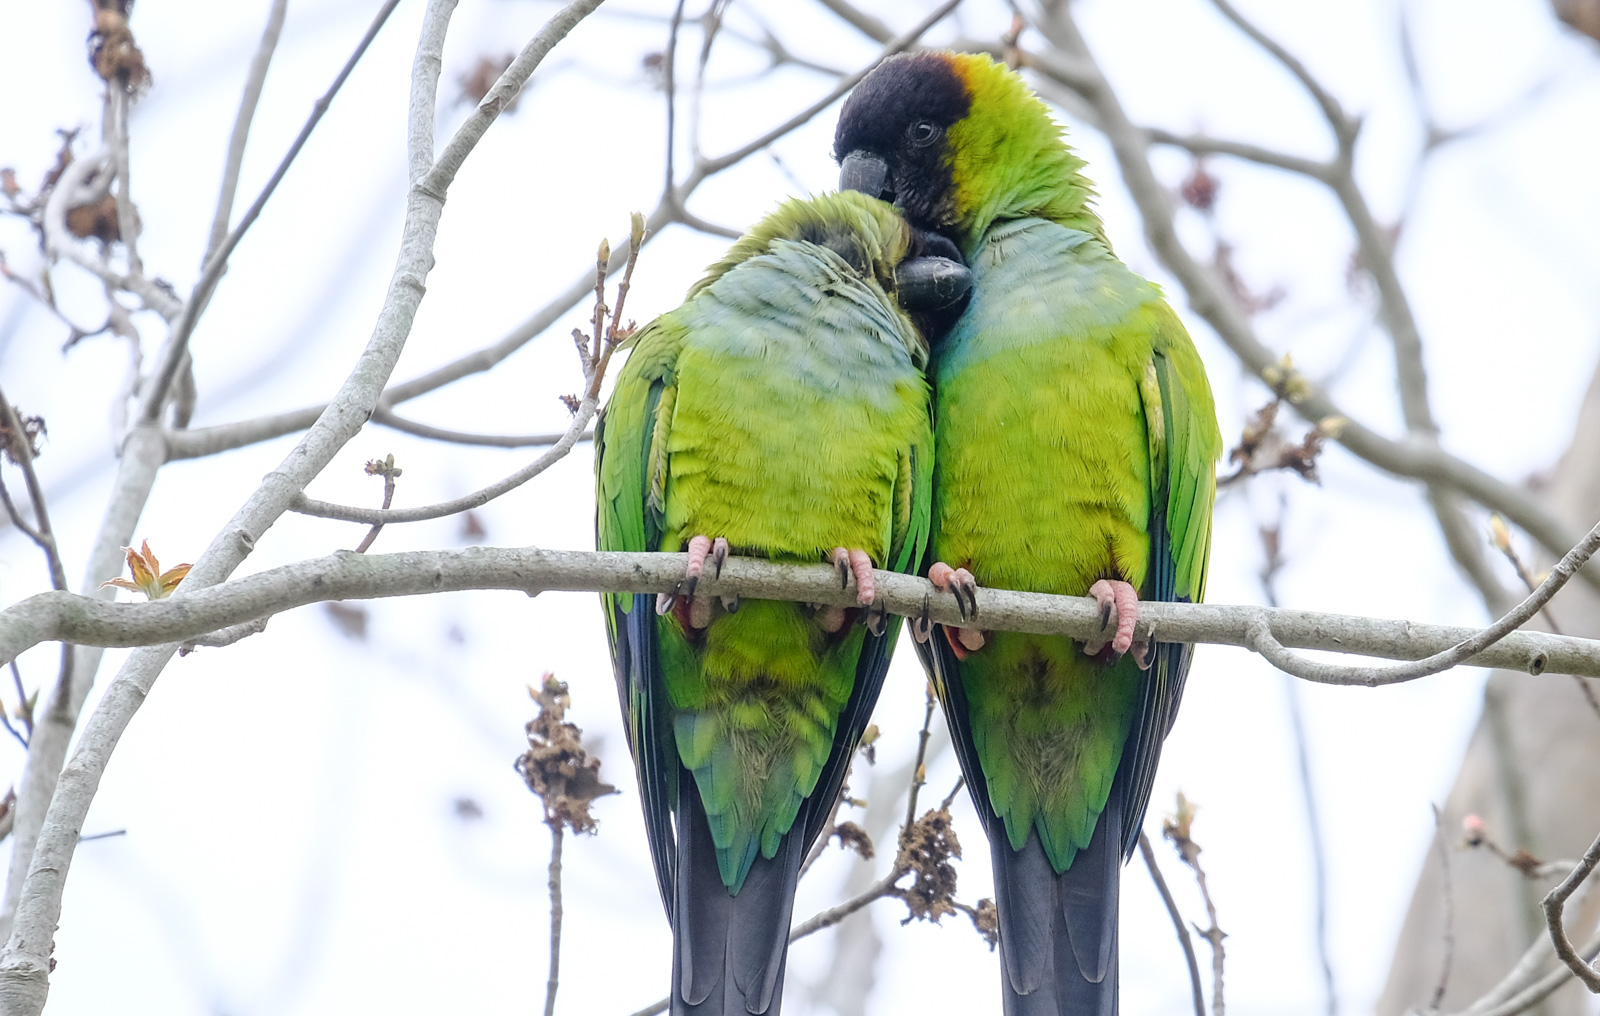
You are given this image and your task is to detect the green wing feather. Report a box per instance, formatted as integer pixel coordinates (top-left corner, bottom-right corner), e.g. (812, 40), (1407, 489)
(597, 192), (933, 901)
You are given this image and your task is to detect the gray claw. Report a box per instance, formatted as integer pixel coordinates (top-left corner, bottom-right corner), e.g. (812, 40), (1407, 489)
(720, 594), (740, 614)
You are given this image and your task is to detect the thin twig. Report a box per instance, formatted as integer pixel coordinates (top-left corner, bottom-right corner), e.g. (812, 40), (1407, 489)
(138, 0), (405, 425)
(1429, 804), (1456, 1011)
(544, 821), (564, 1016)
(1491, 514), (1600, 722)
(1245, 516), (1600, 685)
(1540, 827), (1600, 992)
(0, 392), (68, 595)
(7, 662), (30, 738)
(663, 0), (687, 195)
(1140, 832), (1205, 1016)
(1259, 512), (1336, 1016)
(371, 407), (588, 449)
(903, 682), (937, 832)
(938, 776), (966, 812)
(1165, 798), (1226, 1016)
(205, 0), (289, 265)
(352, 456), (401, 554)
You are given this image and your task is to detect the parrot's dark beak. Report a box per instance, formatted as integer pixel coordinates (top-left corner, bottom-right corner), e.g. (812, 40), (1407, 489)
(839, 150), (892, 202)
(896, 256), (972, 312)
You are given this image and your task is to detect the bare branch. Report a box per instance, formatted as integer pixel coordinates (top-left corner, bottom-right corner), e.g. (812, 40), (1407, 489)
(370, 408), (588, 449)
(1145, 127), (1331, 180)
(177, 616), (270, 656)
(1208, 0), (1356, 144)
(0, 393), (67, 593)
(4, 548), (1600, 681)
(544, 823), (564, 1016)
(1139, 832), (1206, 1016)
(1164, 796), (1226, 1016)
(204, 0), (289, 264)
(1244, 516), (1600, 684)
(1541, 828), (1600, 992)
(138, 0), (405, 426)
(1428, 805), (1456, 1012)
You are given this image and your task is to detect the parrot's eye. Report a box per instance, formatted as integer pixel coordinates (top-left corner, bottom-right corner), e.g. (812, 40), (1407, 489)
(907, 120), (940, 147)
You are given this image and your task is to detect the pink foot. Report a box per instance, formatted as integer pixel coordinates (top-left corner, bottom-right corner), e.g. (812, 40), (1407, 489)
(831, 547), (877, 606)
(1086, 578), (1140, 657)
(656, 535), (729, 628)
(928, 561), (984, 655)
(817, 605), (848, 633)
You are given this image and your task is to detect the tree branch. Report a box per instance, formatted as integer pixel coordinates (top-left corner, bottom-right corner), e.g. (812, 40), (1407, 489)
(369, 406), (587, 449)
(203, 0), (289, 265)
(1245, 517), (1600, 685)
(1541, 827), (1600, 992)
(2, 548), (1599, 680)
(138, 0), (405, 426)
(1140, 832), (1206, 1016)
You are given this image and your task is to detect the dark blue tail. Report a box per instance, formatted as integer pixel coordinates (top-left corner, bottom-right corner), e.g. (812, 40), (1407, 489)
(990, 779), (1123, 1016)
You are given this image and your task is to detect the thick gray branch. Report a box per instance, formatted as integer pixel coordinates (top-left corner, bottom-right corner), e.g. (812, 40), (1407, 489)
(0, 548), (1596, 681)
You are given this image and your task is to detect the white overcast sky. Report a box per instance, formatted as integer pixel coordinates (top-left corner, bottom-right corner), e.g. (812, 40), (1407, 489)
(2, 1), (1599, 1014)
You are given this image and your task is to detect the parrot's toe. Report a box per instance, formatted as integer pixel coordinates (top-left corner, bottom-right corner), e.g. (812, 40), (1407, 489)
(1087, 578), (1140, 656)
(832, 547), (877, 605)
(711, 536), (729, 577)
(655, 592), (676, 615)
(928, 561), (979, 620)
(1132, 639), (1153, 670)
(720, 594), (740, 614)
(818, 605), (848, 633)
(683, 534), (714, 596)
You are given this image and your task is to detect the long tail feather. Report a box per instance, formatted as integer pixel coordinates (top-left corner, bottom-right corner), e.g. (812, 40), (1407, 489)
(993, 790), (1123, 1016)
(672, 788), (804, 1016)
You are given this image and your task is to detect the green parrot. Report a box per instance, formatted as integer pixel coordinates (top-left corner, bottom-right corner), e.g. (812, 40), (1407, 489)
(596, 191), (968, 1015)
(834, 52), (1222, 1016)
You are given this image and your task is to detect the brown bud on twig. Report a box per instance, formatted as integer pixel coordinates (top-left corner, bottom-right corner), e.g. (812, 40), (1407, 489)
(1180, 160), (1219, 213)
